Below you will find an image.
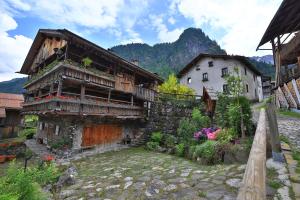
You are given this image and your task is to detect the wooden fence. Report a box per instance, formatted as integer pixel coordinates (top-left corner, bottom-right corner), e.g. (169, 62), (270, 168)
(237, 103), (283, 200)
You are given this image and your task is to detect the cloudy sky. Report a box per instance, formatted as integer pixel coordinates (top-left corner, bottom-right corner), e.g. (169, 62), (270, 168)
(0, 0), (282, 81)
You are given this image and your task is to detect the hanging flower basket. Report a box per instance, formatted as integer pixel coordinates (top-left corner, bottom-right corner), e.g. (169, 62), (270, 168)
(6, 155), (16, 161)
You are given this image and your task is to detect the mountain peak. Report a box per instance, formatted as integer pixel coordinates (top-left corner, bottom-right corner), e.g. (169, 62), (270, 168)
(111, 28), (226, 77)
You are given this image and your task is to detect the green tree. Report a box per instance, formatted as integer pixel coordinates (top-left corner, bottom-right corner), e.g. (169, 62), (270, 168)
(158, 74), (195, 100)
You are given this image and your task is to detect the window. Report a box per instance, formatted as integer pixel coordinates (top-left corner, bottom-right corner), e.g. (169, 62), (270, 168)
(208, 61), (214, 67)
(221, 67), (228, 77)
(187, 77), (192, 84)
(202, 73), (208, 81)
(246, 84), (249, 93)
(223, 84), (229, 94)
(55, 125), (60, 136)
(196, 66), (200, 71)
(244, 67), (247, 75)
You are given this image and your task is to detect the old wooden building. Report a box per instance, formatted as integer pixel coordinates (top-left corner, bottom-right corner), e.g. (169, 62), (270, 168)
(19, 29), (162, 150)
(258, 0), (300, 109)
(0, 93), (24, 139)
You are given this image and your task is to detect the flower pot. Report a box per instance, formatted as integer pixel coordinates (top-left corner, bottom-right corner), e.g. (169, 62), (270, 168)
(0, 155), (6, 163)
(6, 155), (16, 161)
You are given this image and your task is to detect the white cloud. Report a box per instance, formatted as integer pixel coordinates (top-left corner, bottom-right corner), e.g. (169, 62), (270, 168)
(25, 0), (124, 29)
(150, 15), (183, 43)
(0, 3), (32, 81)
(171, 0), (282, 56)
(168, 17), (176, 25)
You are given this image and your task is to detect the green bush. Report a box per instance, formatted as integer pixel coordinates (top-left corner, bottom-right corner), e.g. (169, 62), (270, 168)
(215, 94), (231, 128)
(150, 132), (163, 143)
(191, 108), (210, 129)
(175, 143), (185, 157)
(177, 118), (197, 144)
(0, 161), (59, 200)
(188, 145), (197, 160)
(163, 134), (177, 148)
(195, 141), (218, 164)
(146, 142), (159, 151)
(19, 128), (36, 139)
(216, 128), (237, 144)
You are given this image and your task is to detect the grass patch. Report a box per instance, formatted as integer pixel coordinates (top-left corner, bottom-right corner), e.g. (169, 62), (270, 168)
(278, 109), (300, 119)
(198, 191), (207, 197)
(268, 180), (283, 189)
(280, 135), (291, 145)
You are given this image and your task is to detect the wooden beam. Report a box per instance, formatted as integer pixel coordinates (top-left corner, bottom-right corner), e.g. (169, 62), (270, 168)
(131, 95), (134, 106)
(291, 79), (300, 105)
(283, 83), (297, 108)
(237, 109), (267, 200)
(277, 87), (289, 108)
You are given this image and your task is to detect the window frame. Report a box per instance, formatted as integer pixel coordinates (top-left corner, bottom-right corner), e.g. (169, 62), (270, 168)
(221, 67), (228, 77)
(208, 61), (214, 67)
(187, 77), (192, 84)
(202, 73), (208, 81)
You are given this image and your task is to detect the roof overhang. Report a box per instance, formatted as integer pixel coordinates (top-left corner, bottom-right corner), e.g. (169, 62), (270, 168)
(257, 0), (300, 49)
(177, 53), (262, 78)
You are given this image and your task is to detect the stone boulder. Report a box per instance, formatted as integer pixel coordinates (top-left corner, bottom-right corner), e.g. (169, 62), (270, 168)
(54, 165), (78, 191)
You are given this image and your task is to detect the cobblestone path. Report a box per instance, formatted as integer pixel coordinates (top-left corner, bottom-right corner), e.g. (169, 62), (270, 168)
(278, 115), (300, 150)
(54, 148), (245, 200)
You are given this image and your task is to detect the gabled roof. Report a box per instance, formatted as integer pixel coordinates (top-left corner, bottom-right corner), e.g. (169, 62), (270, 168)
(177, 53), (262, 78)
(0, 93), (24, 111)
(257, 0), (300, 48)
(19, 29), (163, 82)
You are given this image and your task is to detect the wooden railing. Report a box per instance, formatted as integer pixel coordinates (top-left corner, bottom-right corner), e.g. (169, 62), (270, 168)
(22, 97), (143, 117)
(134, 86), (156, 101)
(24, 62), (115, 91)
(237, 109), (267, 199)
(237, 103), (283, 200)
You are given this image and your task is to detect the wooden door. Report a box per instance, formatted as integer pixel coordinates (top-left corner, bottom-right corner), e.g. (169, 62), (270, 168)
(82, 124), (122, 147)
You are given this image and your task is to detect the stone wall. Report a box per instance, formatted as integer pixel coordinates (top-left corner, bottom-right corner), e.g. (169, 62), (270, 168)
(145, 99), (203, 137)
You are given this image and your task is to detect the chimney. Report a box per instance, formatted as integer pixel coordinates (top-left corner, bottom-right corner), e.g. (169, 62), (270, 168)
(131, 59), (139, 66)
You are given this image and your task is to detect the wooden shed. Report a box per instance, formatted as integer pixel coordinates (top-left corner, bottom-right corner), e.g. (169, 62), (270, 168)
(0, 93), (24, 139)
(202, 87), (217, 117)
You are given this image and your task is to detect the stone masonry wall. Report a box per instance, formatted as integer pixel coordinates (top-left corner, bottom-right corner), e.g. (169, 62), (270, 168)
(145, 100), (203, 138)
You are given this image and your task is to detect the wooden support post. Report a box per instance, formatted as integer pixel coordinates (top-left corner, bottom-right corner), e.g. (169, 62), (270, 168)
(49, 83), (54, 95)
(80, 84), (85, 100)
(266, 103), (284, 162)
(131, 95), (134, 106)
(38, 89), (42, 97)
(108, 89), (111, 103)
(237, 109), (267, 200)
(57, 79), (62, 96)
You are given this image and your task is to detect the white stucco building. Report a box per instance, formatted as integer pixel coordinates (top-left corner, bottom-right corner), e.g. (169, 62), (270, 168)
(178, 54), (263, 102)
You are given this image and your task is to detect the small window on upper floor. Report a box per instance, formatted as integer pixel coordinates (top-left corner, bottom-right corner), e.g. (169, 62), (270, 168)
(196, 66), (200, 71)
(208, 61), (214, 67)
(246, 84), (249, 93)
(223, 84), (229, 94)
(221, 67), (228, 77)
(187, 77), (192, 84)
(202, 73), (208, 81)
(244, 67), (247, 75)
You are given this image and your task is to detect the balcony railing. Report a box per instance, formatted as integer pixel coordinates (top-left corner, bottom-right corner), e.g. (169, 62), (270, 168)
(22, 96), (144, 118)
(134, 87), (156, 102)
(24, 61), (115, 90)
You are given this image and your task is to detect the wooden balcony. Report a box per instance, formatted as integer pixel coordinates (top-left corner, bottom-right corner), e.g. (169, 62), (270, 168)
(25, 61), (115, 91)
(134, 87), (156, 101)
(22, 96), (144, 118)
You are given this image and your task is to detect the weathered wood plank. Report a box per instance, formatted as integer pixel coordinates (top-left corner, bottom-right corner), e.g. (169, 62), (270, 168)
(237, 109), (267, 200)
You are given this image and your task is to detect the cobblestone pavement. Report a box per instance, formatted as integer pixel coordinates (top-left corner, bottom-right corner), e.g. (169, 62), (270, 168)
(54, 148), (245, 200)
(277, 115), (300, 150)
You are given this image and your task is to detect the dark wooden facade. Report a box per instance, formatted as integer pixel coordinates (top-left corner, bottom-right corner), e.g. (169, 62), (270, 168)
(0, 93), (24, 139)
(19, 29), (162, 148)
